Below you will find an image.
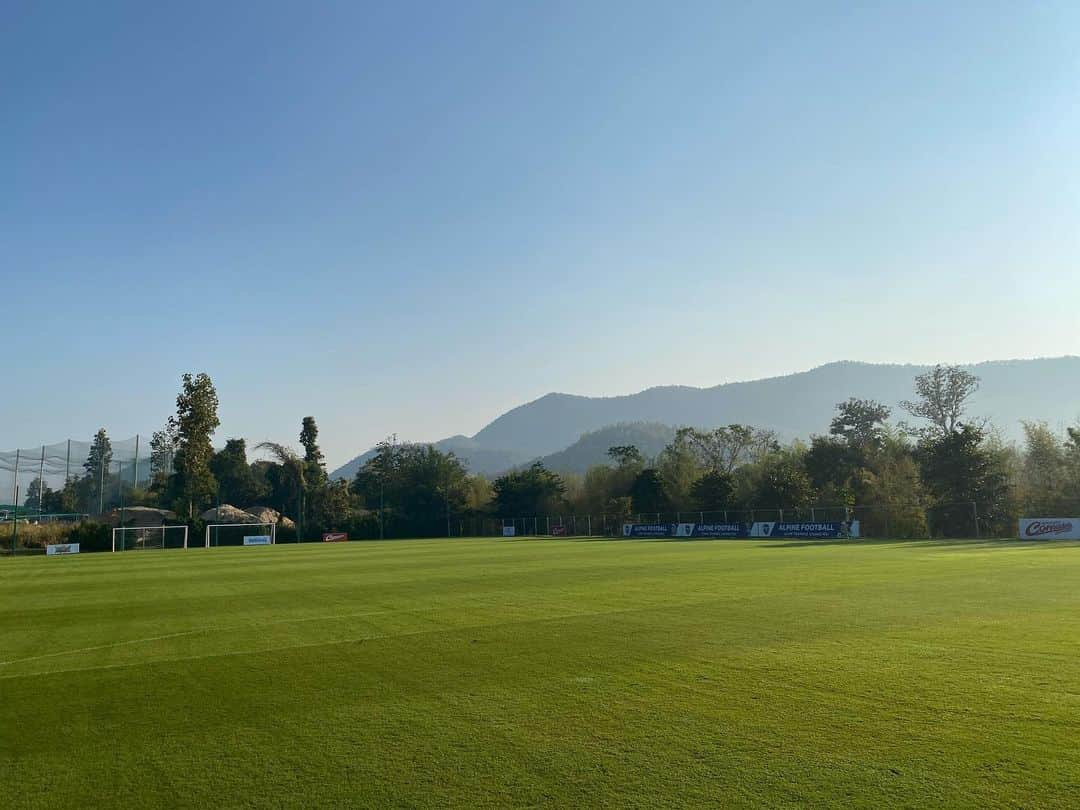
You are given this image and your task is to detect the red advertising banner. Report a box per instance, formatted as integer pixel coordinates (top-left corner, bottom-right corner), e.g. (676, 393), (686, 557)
(322, 532), (348, 542)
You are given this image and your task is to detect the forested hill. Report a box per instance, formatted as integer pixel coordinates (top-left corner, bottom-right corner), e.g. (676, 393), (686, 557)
(330, 357), (1080, 479)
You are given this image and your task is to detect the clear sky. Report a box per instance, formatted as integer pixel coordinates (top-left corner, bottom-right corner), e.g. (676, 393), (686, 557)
(4, 1), (1079, 467)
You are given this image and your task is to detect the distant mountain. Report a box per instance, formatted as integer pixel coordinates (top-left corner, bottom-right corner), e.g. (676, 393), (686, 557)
(330, 357), (1080, 480)
(328, 435), (529, 482)
(536, 423), (677, 475)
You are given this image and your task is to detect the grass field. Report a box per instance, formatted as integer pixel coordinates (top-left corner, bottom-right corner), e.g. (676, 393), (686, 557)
(3, 537), (1080, 808)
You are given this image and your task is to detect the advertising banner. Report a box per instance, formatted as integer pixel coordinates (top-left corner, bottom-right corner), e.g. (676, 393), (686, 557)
(502, 526), (516, 537)
(621, 522), (860, 539)
(322, 532), (348, 542)
(1019, 519), (1080, 540)
(750, 522), (859, 539)
(243, 535), (272, 546)
(676, 523), (749, 538)
(46, 543), (80, 555)
(622, 523), (671, 538)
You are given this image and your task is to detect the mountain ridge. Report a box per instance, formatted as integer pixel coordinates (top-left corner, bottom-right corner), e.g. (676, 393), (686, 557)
(330, 357), (1080, 480)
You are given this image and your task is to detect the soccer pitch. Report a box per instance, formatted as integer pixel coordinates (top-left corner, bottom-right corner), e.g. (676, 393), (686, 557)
(3, 538), (1079, 808)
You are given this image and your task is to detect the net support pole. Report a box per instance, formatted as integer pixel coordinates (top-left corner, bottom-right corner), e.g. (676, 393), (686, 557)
(38, 445), (45, 520)
(133, 434), (139, 490)
(11, 449), (19, 509)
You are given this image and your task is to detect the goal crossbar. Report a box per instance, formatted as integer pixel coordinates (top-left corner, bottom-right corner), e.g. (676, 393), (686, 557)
(204, 522), (277, 548)
(112, 525), (189, 552)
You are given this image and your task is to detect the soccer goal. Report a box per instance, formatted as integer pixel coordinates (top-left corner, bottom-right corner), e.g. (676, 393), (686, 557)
(112, 525), (189, 552)
(204, 522), (277, 548)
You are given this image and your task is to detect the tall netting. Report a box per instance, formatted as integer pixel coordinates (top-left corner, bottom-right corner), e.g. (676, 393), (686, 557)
(0, 435), (160, 519)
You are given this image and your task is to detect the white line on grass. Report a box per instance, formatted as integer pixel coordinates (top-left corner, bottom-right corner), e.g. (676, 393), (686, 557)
(0, 608), (397, 668)
(0, 598), (728, 680)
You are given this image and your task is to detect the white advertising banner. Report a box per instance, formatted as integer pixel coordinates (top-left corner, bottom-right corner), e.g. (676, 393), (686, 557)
(1019, 519), (1080, 540)
(46, 543), (80, 555)
(502, 526), (516, 537)
(243, 535), (272, 546)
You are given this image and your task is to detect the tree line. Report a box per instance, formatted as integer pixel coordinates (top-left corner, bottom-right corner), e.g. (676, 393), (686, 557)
(20, 365), (1080, 540)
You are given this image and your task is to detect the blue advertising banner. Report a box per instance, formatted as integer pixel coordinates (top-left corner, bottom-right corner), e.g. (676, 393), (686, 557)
(750, 521), (859, 539)
(622, 521), (860, 539)
(675, 522), (749, 538)
(622, 523), (671, 538)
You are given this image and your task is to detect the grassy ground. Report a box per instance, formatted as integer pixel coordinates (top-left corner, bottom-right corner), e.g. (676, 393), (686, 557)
(2, 537), (1079, 808)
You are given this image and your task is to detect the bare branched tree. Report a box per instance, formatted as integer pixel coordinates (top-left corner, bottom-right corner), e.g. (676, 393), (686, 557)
(900, 365), (980, 437)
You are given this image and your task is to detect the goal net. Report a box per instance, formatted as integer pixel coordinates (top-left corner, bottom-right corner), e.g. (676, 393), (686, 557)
(204, 522), (277, 548)
(112, 525), (189, 552)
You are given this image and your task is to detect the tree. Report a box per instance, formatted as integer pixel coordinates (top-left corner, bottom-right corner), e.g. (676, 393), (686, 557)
(803, 435), (861, 496)
(210, 439), (265, 507)
(83, 428), (113, 482)
(830, 398), (891, 450)
(678, 426), (779, 474)
(351, 442), (470, 537)
(751, 450), (814, 510)
(656, 431), (705, 510)
(300, 417), (326, 486)
(1018, 422), (1072, 515)
(149, 420), (178, 494)
(491, 462), (566, 516)
(629, 469), (670, 514)
(24, 477), (50, 510)
(172, 373), (220, 519)
(256, 442), (306, 528)
(309, 478), (355, 534)
(917, 424), (1011, 536)
(607, 446), (643, 468)
(901, 365), (980, 438)
(690, 470), (734, 510)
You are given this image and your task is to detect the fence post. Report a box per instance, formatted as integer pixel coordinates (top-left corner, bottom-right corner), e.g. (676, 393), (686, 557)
(587, 515), (591, 536)
(972, 502), (980, 539)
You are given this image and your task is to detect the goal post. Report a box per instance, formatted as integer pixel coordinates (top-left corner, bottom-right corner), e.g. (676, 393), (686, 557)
(112, 525), (189, 552)
(204, 522), (277, 548)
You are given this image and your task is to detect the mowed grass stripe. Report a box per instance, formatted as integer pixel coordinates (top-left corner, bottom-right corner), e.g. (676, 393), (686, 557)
(3, 537), (1080, 808)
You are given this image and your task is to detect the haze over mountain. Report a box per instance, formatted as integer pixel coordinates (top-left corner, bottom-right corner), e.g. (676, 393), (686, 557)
(330, 358), (1080, 480)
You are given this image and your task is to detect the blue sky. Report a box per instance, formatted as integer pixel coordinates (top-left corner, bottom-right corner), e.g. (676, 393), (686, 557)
(4, 1), (1079, 467)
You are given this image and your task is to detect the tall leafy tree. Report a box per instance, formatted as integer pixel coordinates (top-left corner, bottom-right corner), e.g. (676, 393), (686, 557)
(750, 449), (814, 510)
(629, 468), (670, 514)
(491, 462), (566, 516)
(83, 428), (113, 482)
(148, 419), (178, 494)
(690, 470), (734, 510)
(656, 431), (705, 510)
(829, 398), (891, 451)
(901, 365), (980, 438)
(255, 442), (306, 525)
(352, 442), (469, 536)
(917, 424), (1011, 536)
(300, 416), (326, 486)
(172, 373), (220, 519)
(24, 477), (49, 509)
(678, 425), (779, 474)
(210, 439), (265, 507)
